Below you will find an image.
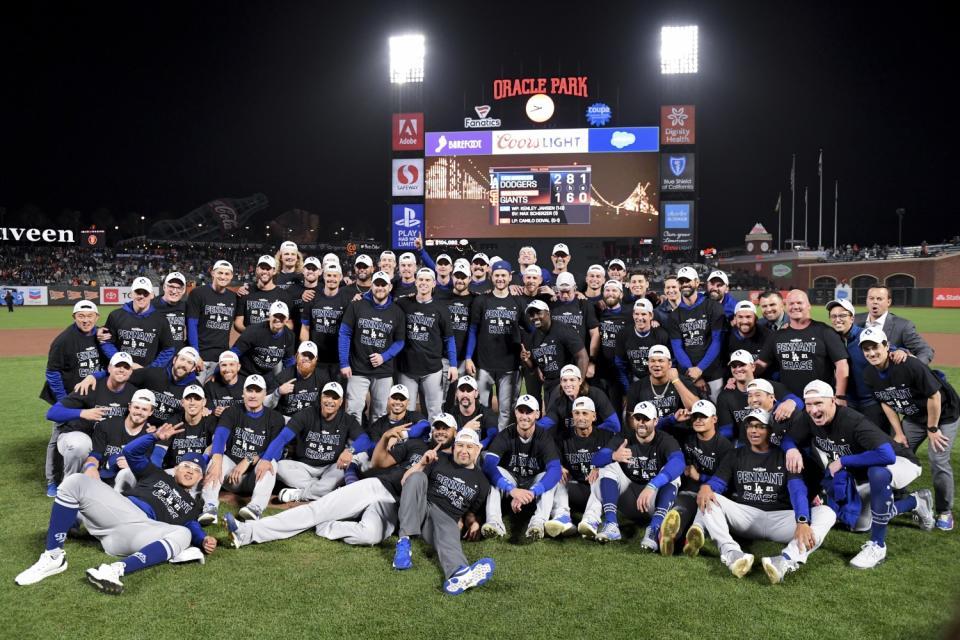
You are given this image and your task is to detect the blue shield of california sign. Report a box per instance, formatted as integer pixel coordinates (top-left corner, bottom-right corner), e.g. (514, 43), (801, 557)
(660, 153), (695, 192)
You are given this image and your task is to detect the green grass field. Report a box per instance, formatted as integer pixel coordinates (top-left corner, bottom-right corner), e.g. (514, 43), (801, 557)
(1, 316), (959, 638)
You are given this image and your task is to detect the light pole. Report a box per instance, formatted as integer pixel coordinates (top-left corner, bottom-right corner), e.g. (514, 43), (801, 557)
(896, 207), (905, 247)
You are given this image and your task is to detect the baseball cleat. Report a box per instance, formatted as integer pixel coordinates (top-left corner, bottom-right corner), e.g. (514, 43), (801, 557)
(480, 522), (506, 539)
(168, 547), (205, 565)
(578, 519), (600, 540)
(278, 488), (304, 503)
(224, 512), (241, 549)
(726, 551), (755, 578)
(525, 518), (545, 541)
(660, 509), (681, 556)
(237, 504), (262, 522)
(544, 515), (575, 538)
(198, 504), (218, 526)
(912, 489), (935, 531)
(392, 537), (412, 570)
(86, 562), (125, 595)
(443, 557), (494, 595)
(682, 524), (705, 557)
(45, 483), (58, 498)
(596, 522), (622, 543)
(639, 526), (658, 553)
(15, 550), (67, 586)
(850, 540), (886, 569)
(936, 512), (954, 531)
(761, 555), (797, 584)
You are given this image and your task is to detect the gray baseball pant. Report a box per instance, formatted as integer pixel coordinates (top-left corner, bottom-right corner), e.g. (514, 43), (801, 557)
(851, 456), (923, 531)
(440, 360), (467, 407)
(201, 457), (277, 511)
(485, 469), (555, 526)
(397, 370), (445, 420)
(476, 369), (519, 429)
(314, 501), (397, 546)
(549, 480), (591, 520)
(277, 460), (343, 501)
(233, 477), (395, 546)
(345, 375), (393, 424)
(903, 416), (957, 512)
(699, 494), (836, 565)
(57, 473), (191, 558)
(581, 463), (681, 523)
(397, 471), (467, 578)
(57, 431), (93, 477)
(45, 425), (63, 484)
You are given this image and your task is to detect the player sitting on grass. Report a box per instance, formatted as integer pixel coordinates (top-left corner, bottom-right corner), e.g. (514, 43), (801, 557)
(15, 422), (216, 594)
(689, 408), (837, 583)
(579, 401), (684, 551)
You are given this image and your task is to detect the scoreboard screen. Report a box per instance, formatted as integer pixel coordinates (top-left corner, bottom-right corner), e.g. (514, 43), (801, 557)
(490, 166), (591, 226)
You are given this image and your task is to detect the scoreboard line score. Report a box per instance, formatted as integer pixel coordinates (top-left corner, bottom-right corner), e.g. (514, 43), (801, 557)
(490, 165), (591, 226)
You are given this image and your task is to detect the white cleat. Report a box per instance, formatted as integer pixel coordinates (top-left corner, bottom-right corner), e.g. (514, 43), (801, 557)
(15, 550), (68, 586)
(86, 562), (125, 595)
(849, 540), (886, 569)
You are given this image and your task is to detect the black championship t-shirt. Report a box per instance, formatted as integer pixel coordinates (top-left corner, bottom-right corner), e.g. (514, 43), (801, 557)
(129, 366), (198, 425)
(127, 464), (203, 525)
(41, 324), (102, 404)
(560, 429), (613, 483)
(426, 452), (490, 521)
(204, 375), (245, 413)
(526, 322), (584, 382)
(713, 446), (798, 511)
(57, 383), (135, 434)
(302, 289), (353, 364)
(486, 425), (560, 488)
(666, 294), (727, 380)
(715, 379), (792, 440)
(104, 305), (175, 367)
(864, 357), (960, 425)
(366, 410), (426, 443)
(626, 376), (703, 422)
(549, 299), (599, 345)
(469, 293), (523, 373)
(273, 366), (331, 417)
(615, 326), (671, 381)
(544, 386), (617, 442)
(398, 297), (454, 376)
(218, 406), (286, 464)
(186, 285), (238, 360)
(285, 408), (364, 467)
(681, 431), (734, 492)
(232, 323), (295, 379)
(434, 291), (474, 361)
(235, 285), (293, 328)
(605, 429), (680, 484)
(597, 308), (630, 377)
(155, 297), (187, 351)
(162, 415), (217, 467)
(341, 296), (406, 378)
(757, 320), (848, 397)
(92, 417), (148, 478)
(726, 324), (771, 364)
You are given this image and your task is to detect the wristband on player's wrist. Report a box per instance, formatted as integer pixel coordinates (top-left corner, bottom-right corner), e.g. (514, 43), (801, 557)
(835, 394), (848, 400)
(83, 462), (97, 471)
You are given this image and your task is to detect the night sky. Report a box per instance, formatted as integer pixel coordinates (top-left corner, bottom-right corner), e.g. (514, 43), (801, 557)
(2, 1), (952, 248)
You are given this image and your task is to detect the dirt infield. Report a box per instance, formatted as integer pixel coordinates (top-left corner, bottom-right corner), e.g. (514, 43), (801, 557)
(3, 328), (960, 366)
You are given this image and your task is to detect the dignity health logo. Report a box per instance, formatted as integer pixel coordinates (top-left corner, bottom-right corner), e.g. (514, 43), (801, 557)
(667, 107), (689, 127)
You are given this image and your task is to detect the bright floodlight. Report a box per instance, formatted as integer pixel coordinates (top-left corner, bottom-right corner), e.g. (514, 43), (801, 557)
(389, 34), (425, 84)
(660, 25), (699, 74)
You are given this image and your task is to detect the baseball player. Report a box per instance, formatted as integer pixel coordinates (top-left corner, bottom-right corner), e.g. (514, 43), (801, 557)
(549, 243), (571, 282)
(715, 350), (800, 441)
(481, 394), (562, 540)
(233, 255), (293, 332)
(199, 374), (286, 523)
(550, 272), (600, 366)
(300, 260), (353, 380)
(624, 345), (703, 440)
(581, 264), (605, 303)
(691, 407), (837, 583)
(705, 270), (737, 320)
(539, 364), (620, 441)
(154, 272), (188, 352)
(99, 276), (175, 368)
(273, 240), (304, 289)
(186, 259), (238, 382)
(338, 270), (406, 424)
(40, 300), (103, 495)
(667, 266), (727, 402)
(447, 375), (499, 447)
(726, 300), (770, 362)
(545, 396), (613, 537)
(659, 400), (733, 557)
(82, 389), (157, 486)
(150, 384), (217, 469)
(522, 299), (589, 402)
(397, 267), (458, 420)
(364, 384), (429, 446)
(614, 298), (671, 393)
(392, 252), (418, 298)
(594, 280), (630, 410)
(435, 258), (475, 403)
(861, 327), (958, 531)
(266, 381), (371, 503)
(230, 300), (296, 386)
(411, 235), (453, 292)
(279, 254), (318, 335)
(464, 261), (523, 429)
(580, 401), (683, 551)
(46, 351), (136, 482)
(467, 252), (492, 295)
(783, 380), (931, 568)
(266, 340), (330, 418)
(378, 250), (397, 278)
(15, 423), (216, 594)
(392, 428), (494, 595)
(203, 350), (245, 416)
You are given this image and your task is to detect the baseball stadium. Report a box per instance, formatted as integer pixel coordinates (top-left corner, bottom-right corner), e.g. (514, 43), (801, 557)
(2, 4), (957, 640)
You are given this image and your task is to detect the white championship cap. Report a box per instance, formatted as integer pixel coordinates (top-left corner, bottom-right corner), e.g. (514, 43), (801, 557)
(164, 272), (186, 286)
(177, 346), (201, 363)
(633, 298), (654, 313)
(297, 340), (318, 357)
(322, 381), (344, 397)
(648, 345), (671, 359)
(744, 408), (771, 425)
(708, 270), (729, 285)
(109, 352), (133, 367)
(587, 264), (605, 274)
(572, 396), (596, 412)
(746, 378), (775, 395)
(735, 300), (757, 315)
(632, 401), (658, 421)
(472, 252), (490, 265)
(526, 299), (550, 313)
(455, 429), (481, 446)
(131, 276), (153, 293)
(269, 300), (289, 318)
(452, 259), (471, 277)
(354, 254), (373, 267)
(212, 259), (234, 272)
(257, 255), (277, 269)
(608, 259), (626, 270)
(552, 243), (570, 256)
(560, 364), (582, 379)
(431, 413), (457, 429)
(677, 266), (699, 281)
(244, 374), (267, 390)
(803, 380), (835, 399)
(556, 272), (576, 290)
(457, 375), (478, 390)
(182, 384), (206, 399)
(303, 256), (322, 270)
(728, 349), (755, 365)
(218, 350), (239, 363)
(826, 299), (856, 316)
(516, 394), (540, 411)
(690, 399), (717, 418)
(389, 384), (409, 399)
(72, 300), (98, 314)
(859, 326), (888, 345)
(372, 271), (392, 285)
(131, 389), (157, 406)
(279, 241), (298, 253)
(524, 264), (542, 278)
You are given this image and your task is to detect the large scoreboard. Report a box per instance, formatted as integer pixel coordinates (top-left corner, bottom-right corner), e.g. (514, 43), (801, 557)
(490, 165), (591, 226)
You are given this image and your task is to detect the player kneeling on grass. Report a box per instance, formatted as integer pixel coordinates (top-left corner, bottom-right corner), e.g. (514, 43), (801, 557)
(579, 401), (684, 550)
(16, 423), (217, 594)
(392, 428), (494, 596)
(199, 375), (285, 524)
(691, 408), (836, 583)
(481, 394), (562, 540)
(545, 396), (612, 537)
(783, 380), (931, 569)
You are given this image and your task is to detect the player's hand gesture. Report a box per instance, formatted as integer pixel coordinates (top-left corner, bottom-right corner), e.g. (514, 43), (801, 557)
(228, 459), (249, 485)
(929, 428), (950, 453)
(336, 448), (354, 470)
(774, 399), (797, 421)
(420, 448), (439, 467)
(448, 366), (459, 383)
(509, 487), (534, 512)
(519, 344), (532, 367)
(560, 466), (570, 485)
(301, 288), (316, 303)
(889, 349), (909, 364)
(794, 522), (816, 552)
(637, 486), (656, 513)
(586, 467), (599, 484)
(203, 457), (222, 488)
(340, 366), (352, 379)
(369, 353), (384, 367)
(684, 464), (700, 481)
(414, 234), (423, 251)
(96, 327), (111, 343)
(75, 375), (97, 395)
(202, 536), (218, 554)
(155, 422), (185, 442)
(785, 448), (804, 473)
(464, 359), (476, 376)
(255, 458), (274, 480)
(277, 380), (296, 396)
(463, 415), (482, 433)
(80, 406), (107, 422)
(461, 512), (480, 541)
(697, 484), (718, 513)
(674, 408), (690, 422)
(612, 440), (631, 463)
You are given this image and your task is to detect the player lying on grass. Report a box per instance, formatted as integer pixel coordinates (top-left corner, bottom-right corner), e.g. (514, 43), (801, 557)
(16, 423), (216, 594)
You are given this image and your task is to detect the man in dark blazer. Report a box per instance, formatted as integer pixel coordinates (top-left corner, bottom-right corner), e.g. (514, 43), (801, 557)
(855, 286), (934, 364)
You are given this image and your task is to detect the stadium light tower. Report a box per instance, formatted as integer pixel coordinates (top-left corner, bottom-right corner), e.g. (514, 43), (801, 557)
(389, 34), (425, 84)
(660, 25), (699, 75)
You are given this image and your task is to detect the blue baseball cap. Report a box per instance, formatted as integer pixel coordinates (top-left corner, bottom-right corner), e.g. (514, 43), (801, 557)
(491, 260), (512, 273)
(178, 452), (204, 469)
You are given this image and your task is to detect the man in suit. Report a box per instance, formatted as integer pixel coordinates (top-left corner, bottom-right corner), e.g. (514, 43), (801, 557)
(855, 286), (934, 364)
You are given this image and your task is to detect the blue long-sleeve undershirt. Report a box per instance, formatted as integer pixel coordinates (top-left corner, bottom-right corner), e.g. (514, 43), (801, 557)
(45, 370), (67, 401)
(529, 458), (562, 497)
(187, 318), (200, 350)
(418, 248), (436, 271)
(407, 419), (430, 440)
(337, 323), (353, 369)
(481, 453), (514, 492)
(481, 426), (498, 448)
(788, 477), (811, 521)
(101, 340), (118, 360)
(381, 339), (404, 363)
(212, 426), (230, 455)
(465, 324), (479, 361)
(593, 448), (613, 467)
(670, 338), (694, 370)
(46, 403), (82, 423)
(150, 347), (175, 369)
(840, 442), (896, 468)
(123, 432), (158, 476)
(614, 356), (631, 392)
(695, 329), (723, 372)
(647, 451), (685, 490)
(719, 423), (734, 440)
(597, 411), (621, 434)
(263, 427), (296, 461)
(445, 336), (457, 368)
(150, 444), (168, 467)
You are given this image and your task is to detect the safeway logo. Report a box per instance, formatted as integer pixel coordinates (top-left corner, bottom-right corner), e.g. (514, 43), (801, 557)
(392, 159), (424, 196)
(392, 112), (424, 150)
